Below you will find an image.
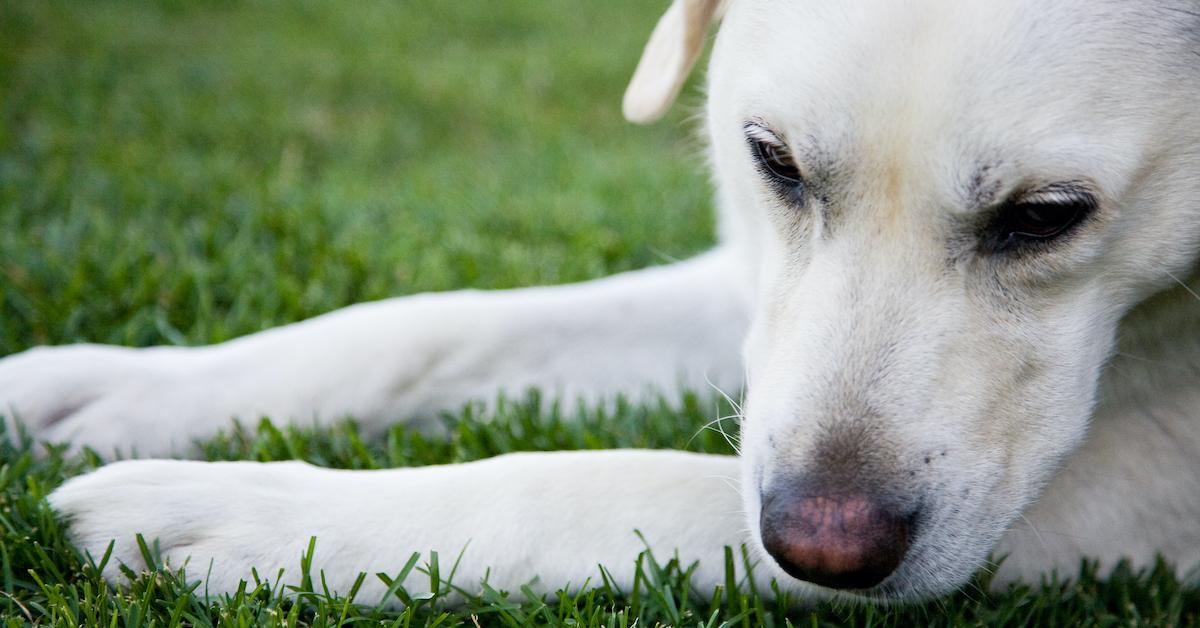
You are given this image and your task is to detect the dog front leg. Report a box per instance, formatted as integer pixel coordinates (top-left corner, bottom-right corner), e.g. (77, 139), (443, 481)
(1, 248), (750, 456)
(49, 449), (796, 606)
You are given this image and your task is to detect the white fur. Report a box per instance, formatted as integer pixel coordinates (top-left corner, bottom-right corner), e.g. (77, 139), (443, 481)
(6, 0), (1200, 607)
(2, 250), (749, 456)
(48, 451), (757, 604)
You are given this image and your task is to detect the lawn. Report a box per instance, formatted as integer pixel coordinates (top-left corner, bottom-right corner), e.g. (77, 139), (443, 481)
(1, 1), (1197, 625)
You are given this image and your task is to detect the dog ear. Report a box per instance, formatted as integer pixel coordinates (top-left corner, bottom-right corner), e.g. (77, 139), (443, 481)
(623, 0), (726, 124)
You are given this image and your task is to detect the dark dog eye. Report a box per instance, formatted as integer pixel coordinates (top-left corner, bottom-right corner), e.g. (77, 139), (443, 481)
(1005, 201), (1085, 238)
(752, 137), (803, 185)
(983, 188), (1096, 253)
(742, 121), (806, 205)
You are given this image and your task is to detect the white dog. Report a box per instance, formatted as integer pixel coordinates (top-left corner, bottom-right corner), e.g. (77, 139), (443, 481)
(3, 0), (1199, 606)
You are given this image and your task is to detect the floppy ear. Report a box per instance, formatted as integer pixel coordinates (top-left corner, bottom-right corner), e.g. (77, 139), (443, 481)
(623, 0), (726, 124)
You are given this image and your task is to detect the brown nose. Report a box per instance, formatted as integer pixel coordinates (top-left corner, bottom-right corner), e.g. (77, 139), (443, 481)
(760, 488), (913, 590)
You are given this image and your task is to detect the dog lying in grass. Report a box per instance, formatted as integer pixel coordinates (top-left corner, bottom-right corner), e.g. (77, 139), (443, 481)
(2, 0), (1199, 606)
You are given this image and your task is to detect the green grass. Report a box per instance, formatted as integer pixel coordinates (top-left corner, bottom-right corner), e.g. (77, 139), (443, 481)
(0, 1), (1197, 625)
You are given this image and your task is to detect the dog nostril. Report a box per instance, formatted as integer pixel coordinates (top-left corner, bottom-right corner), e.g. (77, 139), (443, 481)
(759, 489), (912, 590)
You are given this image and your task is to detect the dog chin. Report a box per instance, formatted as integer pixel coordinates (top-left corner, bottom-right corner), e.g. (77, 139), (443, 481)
(839, 552), (991, 604)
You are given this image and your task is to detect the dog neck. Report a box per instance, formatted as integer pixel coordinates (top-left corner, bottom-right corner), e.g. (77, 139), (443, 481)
(1000, 265), (1200, 579)
(1102, 266), (1200, 413)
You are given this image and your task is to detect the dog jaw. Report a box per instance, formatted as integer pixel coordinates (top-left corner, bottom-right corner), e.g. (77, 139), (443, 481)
(703, 0), (1200, 599)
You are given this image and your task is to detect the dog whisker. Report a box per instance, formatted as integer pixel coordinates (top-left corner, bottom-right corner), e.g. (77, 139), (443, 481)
(703, 370), (744, 416)
(1164, 269), (1200, 303)
(1017, 513), (1051, 556)
(687, 413), (742, 452)
(705, 473), (745, 497)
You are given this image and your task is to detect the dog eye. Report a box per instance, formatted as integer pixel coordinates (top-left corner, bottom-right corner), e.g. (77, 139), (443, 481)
(1005, 201), (1084, 238)
(751, 137), (803, 186)
(984, 189), (1096, 252)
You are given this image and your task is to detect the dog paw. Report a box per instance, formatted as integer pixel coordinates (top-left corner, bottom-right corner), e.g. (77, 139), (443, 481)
(0, 344), (220, 456)
(49, 460), (318, 593)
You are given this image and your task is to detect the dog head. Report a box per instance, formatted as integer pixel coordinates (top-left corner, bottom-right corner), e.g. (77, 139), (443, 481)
(628, 0), (1200, 600)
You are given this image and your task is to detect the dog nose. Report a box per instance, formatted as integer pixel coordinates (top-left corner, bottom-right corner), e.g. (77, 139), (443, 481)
(759, 487), (912, 590)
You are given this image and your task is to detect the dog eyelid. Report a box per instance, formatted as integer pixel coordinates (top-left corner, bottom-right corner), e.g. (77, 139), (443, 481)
(1016, 181), (1098, 208)
(976, 179), (1098, 214)
(742, 120), (785, 145)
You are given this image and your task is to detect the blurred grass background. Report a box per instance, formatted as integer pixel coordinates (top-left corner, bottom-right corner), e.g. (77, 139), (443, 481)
(0, 0), (714, 352)
(1, 1), (1198, 625)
